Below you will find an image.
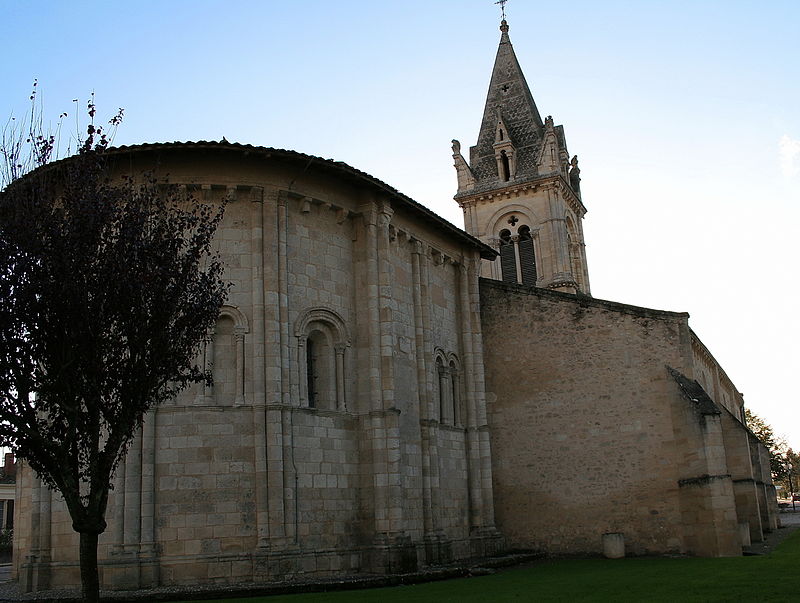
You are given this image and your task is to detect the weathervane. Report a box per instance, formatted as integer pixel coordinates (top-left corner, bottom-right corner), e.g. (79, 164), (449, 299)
(495, 0), (508, 21)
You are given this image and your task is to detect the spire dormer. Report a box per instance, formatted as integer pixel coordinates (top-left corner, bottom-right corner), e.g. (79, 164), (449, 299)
(453, 18), (591, 295)
(493, 110), (517, 182)
(464, 19), (544, 190)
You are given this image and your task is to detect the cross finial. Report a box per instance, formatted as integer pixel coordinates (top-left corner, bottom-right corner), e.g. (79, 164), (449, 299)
(495, 0), (508, 21)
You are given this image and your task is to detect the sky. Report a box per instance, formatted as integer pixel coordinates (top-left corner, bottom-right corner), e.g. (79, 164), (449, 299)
(2, 0), (798, 449)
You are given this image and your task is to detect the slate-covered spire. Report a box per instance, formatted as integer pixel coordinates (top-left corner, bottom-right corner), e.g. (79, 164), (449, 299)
(467, 19), (546, 188)
(453, 17), (590, 295)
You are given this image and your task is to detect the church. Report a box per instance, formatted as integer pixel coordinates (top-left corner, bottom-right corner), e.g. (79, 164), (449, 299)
(14, 17), (777, 592)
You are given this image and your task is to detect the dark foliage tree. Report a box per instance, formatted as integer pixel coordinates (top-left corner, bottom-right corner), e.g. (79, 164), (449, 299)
(744, 408), (791, 485)
(782, 448), (799, 502)
(0, 95), (228, 602)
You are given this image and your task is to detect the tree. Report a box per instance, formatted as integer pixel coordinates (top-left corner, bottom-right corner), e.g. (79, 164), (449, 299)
(743, 408), (797, 493)
(777, 448), (799, 503)
(0, 95), (228, 602)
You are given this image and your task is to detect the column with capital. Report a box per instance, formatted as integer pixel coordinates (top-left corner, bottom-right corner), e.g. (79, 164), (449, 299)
(334, 344), (346, 410)
(411, 240), (445, 556)
(458, 260), (484, 530)
(470, 255), (501, 540)
(233, 326), (246, 405)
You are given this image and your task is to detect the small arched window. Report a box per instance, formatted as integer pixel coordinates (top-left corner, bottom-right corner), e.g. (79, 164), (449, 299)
(211, 317), (237, 406)
(436, 355), (461, 426)
(307, 328), (334, 408)
(295, 308), (350, 411)
(200, 305), (249, 407)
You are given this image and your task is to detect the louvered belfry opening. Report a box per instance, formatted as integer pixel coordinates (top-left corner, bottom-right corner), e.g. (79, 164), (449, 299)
(518, 225), (537, 285)
(499, 229), (516, 283)
(498, 226), (537, 285)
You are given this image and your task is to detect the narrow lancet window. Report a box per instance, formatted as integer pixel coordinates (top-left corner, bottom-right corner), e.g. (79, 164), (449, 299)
(449, 360), (460, 426)
(306, 334), (317, 408)
(436, 357), (446, 422)
(500, 150), (511, 181)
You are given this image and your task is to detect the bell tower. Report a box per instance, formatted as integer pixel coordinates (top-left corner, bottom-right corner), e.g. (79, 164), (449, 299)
(452, 19), (590, 294)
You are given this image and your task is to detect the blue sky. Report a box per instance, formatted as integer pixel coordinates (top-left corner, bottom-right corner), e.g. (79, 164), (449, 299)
(3, 1), (799, 449)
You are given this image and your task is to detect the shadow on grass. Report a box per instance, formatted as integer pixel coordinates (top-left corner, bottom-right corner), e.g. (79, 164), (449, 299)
(182, 530), (800, 603)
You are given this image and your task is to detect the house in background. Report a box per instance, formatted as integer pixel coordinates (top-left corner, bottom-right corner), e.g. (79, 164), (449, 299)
(0, 453), (15, 531)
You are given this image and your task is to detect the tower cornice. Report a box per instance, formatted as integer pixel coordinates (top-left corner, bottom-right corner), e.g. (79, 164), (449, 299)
(454, 174), (587, 217)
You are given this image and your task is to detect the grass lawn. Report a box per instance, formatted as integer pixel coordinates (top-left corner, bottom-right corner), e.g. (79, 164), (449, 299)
(182, 530), (800, 603)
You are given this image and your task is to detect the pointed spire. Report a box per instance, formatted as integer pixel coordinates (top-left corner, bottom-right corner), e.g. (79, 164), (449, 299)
(467, 19), (546, 188)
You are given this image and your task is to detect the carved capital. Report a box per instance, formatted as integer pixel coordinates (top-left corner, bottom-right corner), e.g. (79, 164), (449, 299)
(358, 202), (378, 228)
(250, 187), (264, 203)
(377, 200), (394, 228)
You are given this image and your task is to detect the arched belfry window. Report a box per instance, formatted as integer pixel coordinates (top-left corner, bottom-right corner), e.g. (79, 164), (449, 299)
(497, 222), (537, 286)
(295, 308), (350, 411)
(499, 229), (516, 284)
(518, 225), (537, 285)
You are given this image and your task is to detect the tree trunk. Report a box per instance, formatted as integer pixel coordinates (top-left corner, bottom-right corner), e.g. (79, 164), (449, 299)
(79, 530), (100, 603)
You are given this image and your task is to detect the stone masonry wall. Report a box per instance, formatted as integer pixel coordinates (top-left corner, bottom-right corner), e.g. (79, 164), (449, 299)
(13, 146), (493, 591)
(480, 279), (695, 556)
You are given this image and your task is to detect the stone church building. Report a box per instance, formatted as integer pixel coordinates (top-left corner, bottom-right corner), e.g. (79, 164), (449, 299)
(14, 19), (777, 591)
